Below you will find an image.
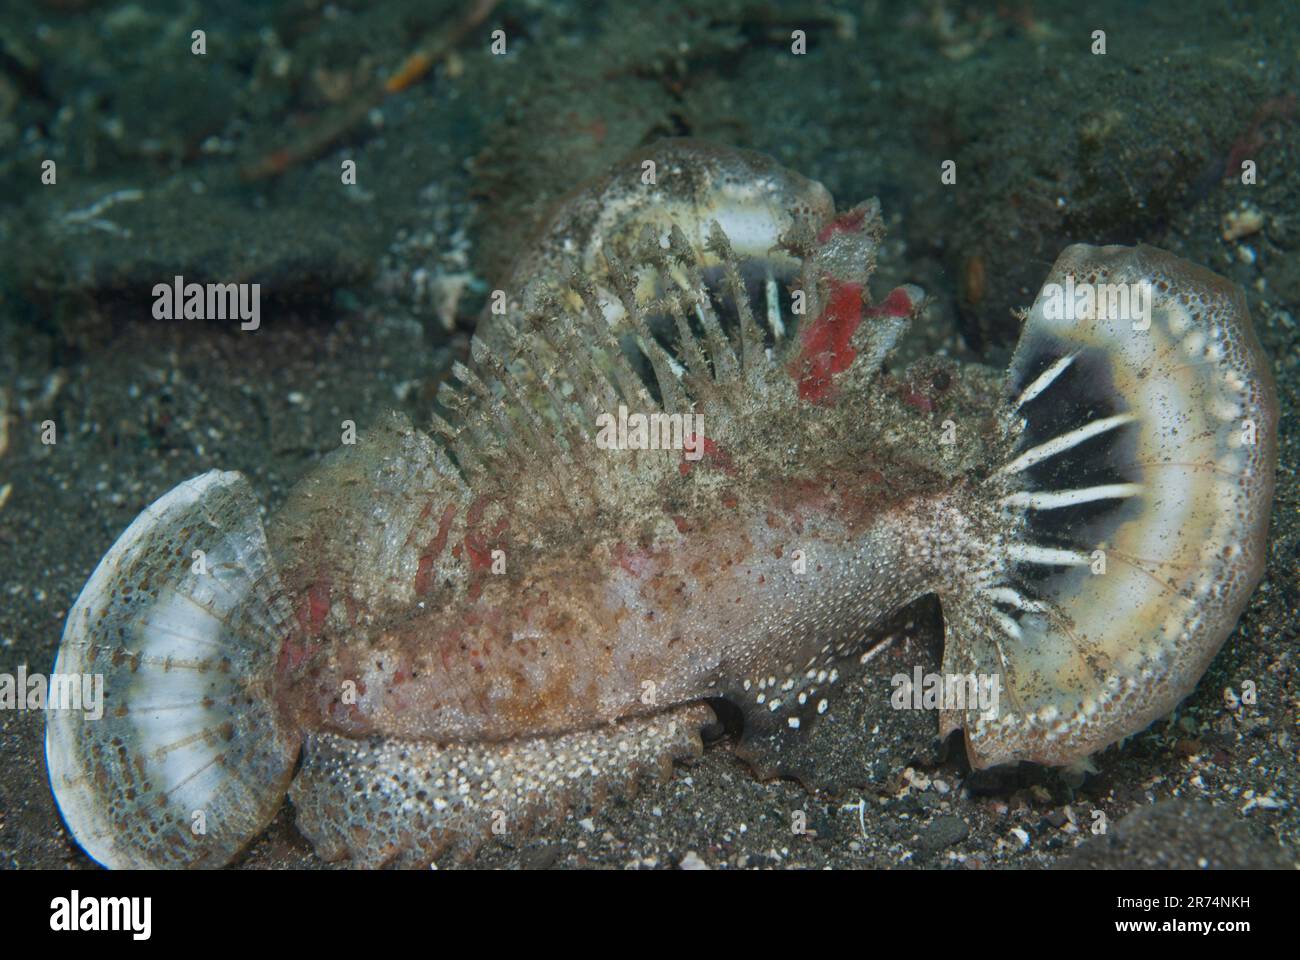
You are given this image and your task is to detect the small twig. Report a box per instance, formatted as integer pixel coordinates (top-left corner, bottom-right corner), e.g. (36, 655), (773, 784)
(242, 0), (500, 181)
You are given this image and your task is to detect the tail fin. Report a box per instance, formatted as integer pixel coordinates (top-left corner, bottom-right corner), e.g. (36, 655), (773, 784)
(942, 244), (1277, 768)
(45, 470), (301, 868)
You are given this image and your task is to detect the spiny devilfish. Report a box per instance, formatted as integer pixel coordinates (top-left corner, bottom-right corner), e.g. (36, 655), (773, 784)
(46, 140), (1277, 868)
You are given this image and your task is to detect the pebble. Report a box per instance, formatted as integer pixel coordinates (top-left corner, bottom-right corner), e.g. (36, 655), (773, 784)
(1221, 206), (1264, 241)
(919, 815), (970, 852)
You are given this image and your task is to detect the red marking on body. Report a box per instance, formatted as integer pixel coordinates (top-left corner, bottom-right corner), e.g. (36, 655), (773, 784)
(671, 515), (690, 534)
(679, 434), (734, 476)
(296, 578), (332, 637)
(414, 554), (435, 596)
(611, 542), (639, 576)
(865, 287), (918, 319)
(612, 541), (660, 578)
(463, 499), (508, 573)
(465, 534), (492, 571)
(414, 503), (458, 596)
(464, 498), (490, 570)
(773, 478), (844, 534)
(789, 279), (864, 404)
(460, 498), (511, 603)
(901, 388), (934, 413)
(276, 633), (312, 677)
(816, 208), (867, 244)
(790, 283), (918, 404)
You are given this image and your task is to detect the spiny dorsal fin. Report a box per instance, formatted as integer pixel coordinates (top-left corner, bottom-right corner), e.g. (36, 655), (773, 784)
(603, 248), (688, 414)
(706, 220), (768, 376)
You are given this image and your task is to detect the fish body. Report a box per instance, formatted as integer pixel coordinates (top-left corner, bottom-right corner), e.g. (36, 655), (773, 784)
(46, 141), (1277, 868)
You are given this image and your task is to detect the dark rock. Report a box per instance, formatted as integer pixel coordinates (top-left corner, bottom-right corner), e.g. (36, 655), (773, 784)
(918, 815), (969, 853)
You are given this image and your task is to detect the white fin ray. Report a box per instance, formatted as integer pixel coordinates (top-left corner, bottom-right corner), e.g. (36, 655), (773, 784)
(996, 413), (1138, 476)
(1001, 483), (1142, 510)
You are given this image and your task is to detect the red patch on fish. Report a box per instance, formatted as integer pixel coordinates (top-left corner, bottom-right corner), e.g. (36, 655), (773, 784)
(296, 577), (332, 637)
(461, 498), (510, 603)
(789, 279), (864, 403)
(790, 284), (918, 404)
(611, 541), (661, 577)
(679, 434), (734, 476)
(816, 208), (867, 244)
(901, 388), (934, 413)
(276, 633), (312, 677)
(414, 503), (457, 596)
(866, 287), (918, 320)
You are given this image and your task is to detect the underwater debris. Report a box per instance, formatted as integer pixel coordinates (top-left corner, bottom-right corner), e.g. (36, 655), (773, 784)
(241, 0), (499, 181)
